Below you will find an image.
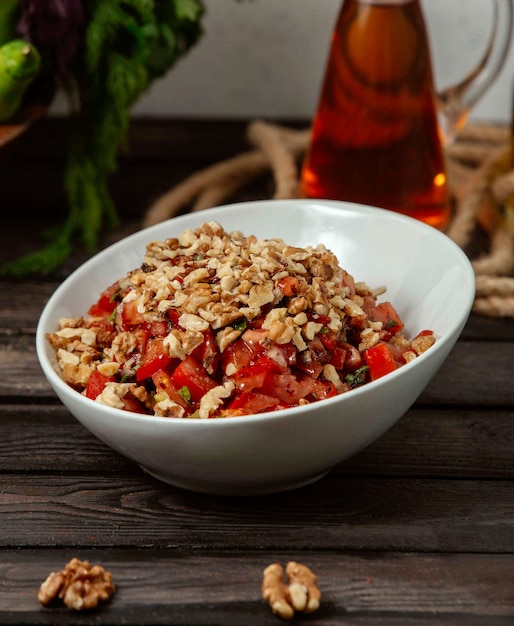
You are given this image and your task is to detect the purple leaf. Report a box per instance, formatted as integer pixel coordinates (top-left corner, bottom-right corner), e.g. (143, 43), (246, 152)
(17, 0), (85, 84)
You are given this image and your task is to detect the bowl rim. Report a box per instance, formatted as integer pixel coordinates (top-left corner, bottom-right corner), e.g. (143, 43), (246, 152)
(36, 198), (476, 427)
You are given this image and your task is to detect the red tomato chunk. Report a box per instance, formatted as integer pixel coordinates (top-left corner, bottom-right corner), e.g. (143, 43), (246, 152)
(363, 343), (398, 381)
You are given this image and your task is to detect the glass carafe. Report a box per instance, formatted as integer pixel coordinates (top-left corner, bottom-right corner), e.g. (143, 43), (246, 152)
(301, 0), (514, 229)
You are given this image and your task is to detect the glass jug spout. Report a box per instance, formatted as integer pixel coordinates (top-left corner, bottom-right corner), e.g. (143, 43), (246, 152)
(437, 0), (514, 142)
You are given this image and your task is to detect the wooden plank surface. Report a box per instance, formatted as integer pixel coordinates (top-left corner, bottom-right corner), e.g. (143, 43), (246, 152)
(1, 472), (513, 552)
(1, 550), (513, 624)
(1, 119), (513, 625)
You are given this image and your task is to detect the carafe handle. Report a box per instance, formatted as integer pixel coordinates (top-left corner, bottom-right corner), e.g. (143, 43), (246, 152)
(436, 0), (514, 142)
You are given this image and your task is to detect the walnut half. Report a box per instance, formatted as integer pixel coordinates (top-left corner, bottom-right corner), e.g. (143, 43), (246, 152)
(262, 561), (321, 619)
(38, 558), (115, 610)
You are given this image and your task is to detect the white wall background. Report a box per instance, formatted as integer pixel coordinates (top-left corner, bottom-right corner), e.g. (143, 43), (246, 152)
(55, 0), (514, 124)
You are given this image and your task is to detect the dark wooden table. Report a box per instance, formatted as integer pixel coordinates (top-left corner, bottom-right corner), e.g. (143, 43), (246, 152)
(1, 119), (514, 625)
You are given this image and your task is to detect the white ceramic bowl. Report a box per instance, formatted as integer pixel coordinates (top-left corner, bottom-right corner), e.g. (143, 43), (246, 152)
(36, 200), (475, 495)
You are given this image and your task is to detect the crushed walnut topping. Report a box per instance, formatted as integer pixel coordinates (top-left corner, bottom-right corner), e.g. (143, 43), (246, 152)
(46, 222), (435, 418)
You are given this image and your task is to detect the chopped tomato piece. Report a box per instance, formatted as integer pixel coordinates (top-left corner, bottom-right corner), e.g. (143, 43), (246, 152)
(85, 369), (114, 400)
(264, 344), (295, 371)
(88, 281), (121, 317)
(170, 355), (218, 403)
(306, 312), (332, 327)
(295, 359), (324, 379)
(136, 337), (174, 381)
(152, 369), (190, 410)
(386, 342), (411, 364)
(314, 379), (339, 399)
(307, 336), (329, 364)
(121, 394), (148, 414)
(225, 391), (281, 415)
(88, 303), (113, 319)
(220, 338), (254, 374)
(240, 329), (268, 353)
(230, 364), (268, 394)
(372, 301), (404, 336)
(297, 373), (339, 400)
(246, 313), (266, 330)
(167, 307), (183, 328)
(131, 327), (149, 356)
(192, 328), (219, 375)
(318, 330), (339, 352)
(261, 372), (306, 405)
(230, 356), (282, 393)
(329, 346), (346, 370)
(364, 343), (397, 381)
(295, 336), (327, 378)
(121, 299), (146, 327)
(276, 275), (301, 296)
(88, 318), (115, 344)
(142, 320), (169, 337)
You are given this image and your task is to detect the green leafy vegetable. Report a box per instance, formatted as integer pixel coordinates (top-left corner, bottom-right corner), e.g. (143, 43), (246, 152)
(1, 0), (204, 276)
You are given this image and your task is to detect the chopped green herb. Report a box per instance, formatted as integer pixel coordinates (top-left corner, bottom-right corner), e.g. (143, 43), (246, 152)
(233, 320), (247, 332)
(345, 365), (369, 388)
(385, 318), (398, 330)
(178, 386), (192, 403)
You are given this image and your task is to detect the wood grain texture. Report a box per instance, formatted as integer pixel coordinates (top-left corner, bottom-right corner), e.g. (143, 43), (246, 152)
(1, 473), (513, 552)
(1, 550), (513, 623)
(1, 119), (513, 625)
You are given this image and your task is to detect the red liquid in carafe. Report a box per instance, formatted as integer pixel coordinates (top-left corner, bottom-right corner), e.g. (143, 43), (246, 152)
(301, 0), (450, 229)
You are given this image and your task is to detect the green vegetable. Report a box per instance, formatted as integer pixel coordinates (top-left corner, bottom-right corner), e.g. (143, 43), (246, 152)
(178, 386), (192, 403)
(0, 39), (41, 122)
(1, 0), (205, 276)
(0, 0), (19, 47)
(0, 0), (248, 276)
(345, 365), (370, 388)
